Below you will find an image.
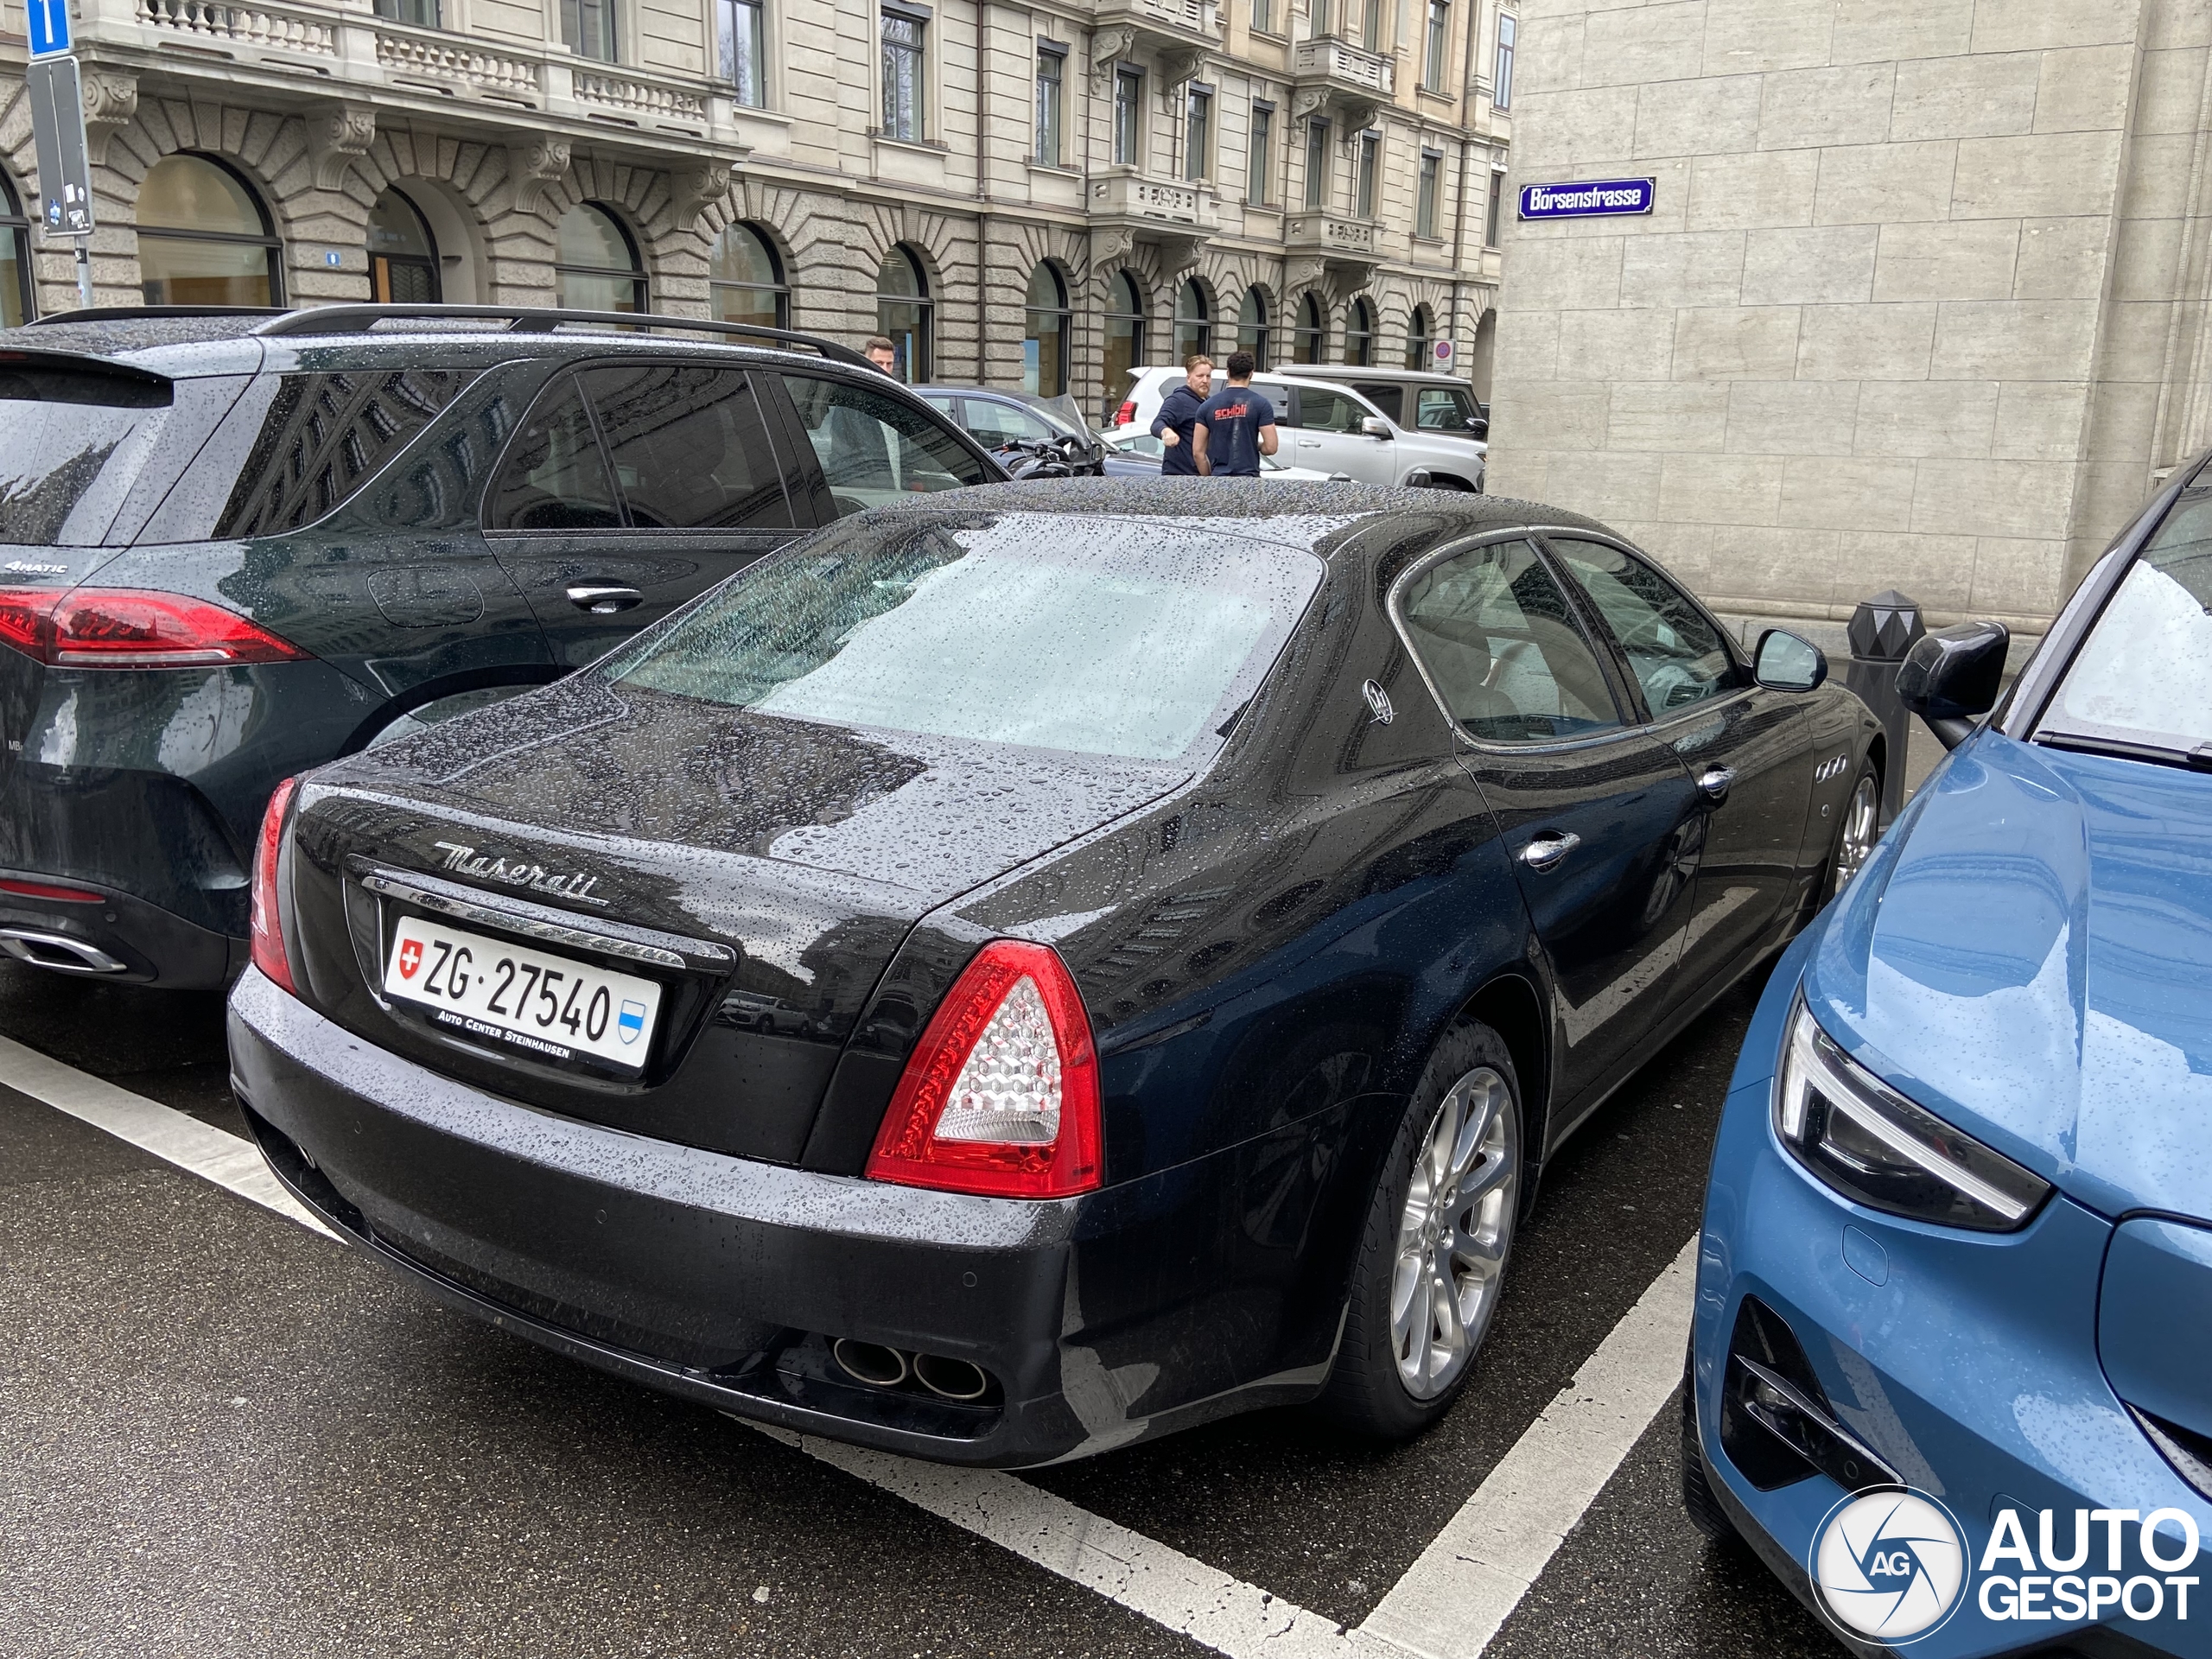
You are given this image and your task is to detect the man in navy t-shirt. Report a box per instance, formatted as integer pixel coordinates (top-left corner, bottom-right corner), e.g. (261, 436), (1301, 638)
(1149, 355), (1214, 476)
(1192, 353), (1278, 477)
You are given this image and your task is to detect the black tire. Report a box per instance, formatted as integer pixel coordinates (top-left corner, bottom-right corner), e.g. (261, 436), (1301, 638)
(1681, 1343), (1740, 1544)
(1317, 1019), (1522, 1440)
(1822, 757), (1882, 904)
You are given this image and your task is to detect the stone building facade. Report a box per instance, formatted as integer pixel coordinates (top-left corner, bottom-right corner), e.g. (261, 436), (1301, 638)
(0, 0), (1516, 416)
(1485, 0), (2212, 639)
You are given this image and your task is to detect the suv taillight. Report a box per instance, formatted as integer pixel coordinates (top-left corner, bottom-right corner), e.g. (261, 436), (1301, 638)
(1114, 401), (1137, 427)
(250, 777), (300, 995)
(0, 587), (308, 668)
(865, 940), (1102, 1199)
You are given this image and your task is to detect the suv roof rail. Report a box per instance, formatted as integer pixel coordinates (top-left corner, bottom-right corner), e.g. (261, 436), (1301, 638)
(245, 302), (873, 367)
(29, 305), (287, 325)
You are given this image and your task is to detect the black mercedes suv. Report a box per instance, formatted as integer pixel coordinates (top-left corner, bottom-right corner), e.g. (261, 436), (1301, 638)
(0, 303), (1007, 988)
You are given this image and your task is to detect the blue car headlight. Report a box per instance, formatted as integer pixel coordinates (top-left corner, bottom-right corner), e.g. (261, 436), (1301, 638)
(1774, 997), (2051, 1232)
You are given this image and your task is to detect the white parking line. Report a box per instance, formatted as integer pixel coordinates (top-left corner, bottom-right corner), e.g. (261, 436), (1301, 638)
(1, 1037), (1699, 1659)
(1360, 1236), (1700, 1659)
(0, 1032), (334, 1238)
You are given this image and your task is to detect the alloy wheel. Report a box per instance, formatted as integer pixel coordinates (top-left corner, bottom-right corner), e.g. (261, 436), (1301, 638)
(1831, 773), (1880, 897)
(1390, 1065), (1517, 1400)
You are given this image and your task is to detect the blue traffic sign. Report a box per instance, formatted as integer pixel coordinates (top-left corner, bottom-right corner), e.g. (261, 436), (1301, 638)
(27, 0), (72, 58)
(1518, 177), (1656, 220)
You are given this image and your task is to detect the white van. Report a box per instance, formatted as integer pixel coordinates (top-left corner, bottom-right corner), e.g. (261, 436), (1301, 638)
(1110, 365), (1485, 492)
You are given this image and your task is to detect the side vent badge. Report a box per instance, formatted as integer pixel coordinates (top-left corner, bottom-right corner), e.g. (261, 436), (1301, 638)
(1363, 679), (1395, 725)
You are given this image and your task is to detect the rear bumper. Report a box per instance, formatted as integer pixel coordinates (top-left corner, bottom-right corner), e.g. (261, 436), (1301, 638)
(0, 871), (243, 987)
(226, 968), (1335, 1466)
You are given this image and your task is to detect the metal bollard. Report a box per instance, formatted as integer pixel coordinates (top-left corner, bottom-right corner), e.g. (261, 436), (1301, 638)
(1841, 590), (1923, 824)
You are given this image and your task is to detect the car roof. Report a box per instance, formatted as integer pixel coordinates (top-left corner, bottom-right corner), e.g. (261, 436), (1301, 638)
(0, 303), (874, 380)
(1272, 365), (1475, 388)
(874, 478), (1608, 557)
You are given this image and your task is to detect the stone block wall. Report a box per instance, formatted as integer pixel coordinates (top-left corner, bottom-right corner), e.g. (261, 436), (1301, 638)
(1488, 0), (2212, 635)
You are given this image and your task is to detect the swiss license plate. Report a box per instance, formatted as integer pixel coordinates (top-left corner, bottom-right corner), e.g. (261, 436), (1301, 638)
(383, 914), (663, 1071)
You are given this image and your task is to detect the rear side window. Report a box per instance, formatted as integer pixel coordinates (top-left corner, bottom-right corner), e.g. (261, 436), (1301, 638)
(0, 365), (186, 545)
(1398, 539), (1622, 743)
(484, 378), (621, 531)
(781, 374), (992, 515)
(1355, 384), (1404, 423)
(581, 365), (792, 530)
(214, 369), (471, 539)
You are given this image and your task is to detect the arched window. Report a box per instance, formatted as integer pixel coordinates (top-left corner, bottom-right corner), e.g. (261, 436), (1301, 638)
(1344, 296), (1375, 365)
(1023, 262), (1071, 397)
(875, 245), (931, 383)
(1173, 278), (1211, 363)
(367, 188), (440, 304)
(1103, 270), (1146, 423)
(1292, 292), (1325, 364)
(0, 175), (31, 325)
(137, 155), (283, 307)
(1236, 288), (1270, 369)
(556, 203), (646, 313)
(1405, 303), (1434, 370)
(710, 221), (787, 330)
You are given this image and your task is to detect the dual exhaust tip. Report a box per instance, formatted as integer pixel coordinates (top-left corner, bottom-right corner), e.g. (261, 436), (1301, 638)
(831, 1338), (991, 1402)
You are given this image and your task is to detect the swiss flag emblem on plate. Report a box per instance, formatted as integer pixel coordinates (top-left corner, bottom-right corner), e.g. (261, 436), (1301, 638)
(397, 938), (423, 980)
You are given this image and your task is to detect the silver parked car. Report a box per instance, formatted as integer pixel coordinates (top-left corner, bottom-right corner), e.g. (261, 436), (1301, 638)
(1112, 365), (1486, 493)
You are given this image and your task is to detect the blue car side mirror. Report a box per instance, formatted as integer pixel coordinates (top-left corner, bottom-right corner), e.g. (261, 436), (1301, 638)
(1897, 620), (2010, 750)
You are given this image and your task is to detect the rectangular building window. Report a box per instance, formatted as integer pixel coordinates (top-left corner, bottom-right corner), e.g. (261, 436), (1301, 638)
(1253, 0), (1273, 32)
(1035, 43), (1064, 165)
(1185, 85), (1212, 181)
(718, 0), (764, 105)
(1416, 150), (1440, 238)
(1423, 0), (1448, 91)
(1114, 66), (1143, 166)
(561, 0), (618, 61)
(1360, 0), (1383, 50)
(881, 6), (926, 140)
(1309, 0), (1329, 39)
(1249, 101), (1274, 204)
(374, 0), (440, 26)
(1485, 170), (1503, 245)
(1355, 130), (1378, 219)
(1493, 11), (1515, 109)
(1304, 117), (1329, 207)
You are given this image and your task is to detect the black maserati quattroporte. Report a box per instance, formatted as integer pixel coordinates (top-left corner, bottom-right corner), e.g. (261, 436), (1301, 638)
(227, 480), (1884, 1465)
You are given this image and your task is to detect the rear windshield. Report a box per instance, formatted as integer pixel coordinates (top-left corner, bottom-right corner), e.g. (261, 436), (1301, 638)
(0, 366), (184, 545)
(2042, 480), (2212, 755)
(606, 512), (1321, 762)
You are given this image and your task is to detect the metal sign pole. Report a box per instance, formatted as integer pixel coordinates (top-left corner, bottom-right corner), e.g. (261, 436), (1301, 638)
(27, 0), (97, 314)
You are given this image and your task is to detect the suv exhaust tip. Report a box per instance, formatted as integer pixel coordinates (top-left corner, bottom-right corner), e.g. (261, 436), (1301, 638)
(0, 929), (128, 975)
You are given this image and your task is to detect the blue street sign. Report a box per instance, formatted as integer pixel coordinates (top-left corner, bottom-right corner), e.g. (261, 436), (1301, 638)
(27, 0), (72, 60)
(1518, 177), (1656, 220)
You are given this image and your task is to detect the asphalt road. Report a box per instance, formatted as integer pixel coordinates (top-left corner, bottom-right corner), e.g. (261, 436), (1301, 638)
(0, 942), (1867, 1659)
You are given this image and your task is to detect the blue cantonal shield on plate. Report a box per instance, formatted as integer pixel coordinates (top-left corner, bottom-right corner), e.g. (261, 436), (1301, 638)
(618, 1000), (646, 1045)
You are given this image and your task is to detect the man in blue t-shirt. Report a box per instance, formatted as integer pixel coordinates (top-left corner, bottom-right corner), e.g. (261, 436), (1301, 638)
(1149, 355), (1214, 476)
(1192, 353), (1278, 478)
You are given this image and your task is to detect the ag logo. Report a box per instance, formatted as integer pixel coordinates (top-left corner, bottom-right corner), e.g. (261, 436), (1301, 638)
(1810, 1488), (1969, 1643)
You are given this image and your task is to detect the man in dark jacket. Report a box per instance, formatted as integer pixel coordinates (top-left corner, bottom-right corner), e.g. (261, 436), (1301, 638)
(1150, 355), (1214, 476)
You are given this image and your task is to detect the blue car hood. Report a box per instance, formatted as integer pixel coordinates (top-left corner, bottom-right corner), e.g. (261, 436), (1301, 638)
(1807, 730), (2212, 1222)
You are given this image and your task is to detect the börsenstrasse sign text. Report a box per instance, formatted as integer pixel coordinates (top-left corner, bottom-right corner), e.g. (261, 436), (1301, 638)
(1518, 178), (1656, 219)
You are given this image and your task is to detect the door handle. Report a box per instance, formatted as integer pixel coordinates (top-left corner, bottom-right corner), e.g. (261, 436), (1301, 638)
(565, 583), (643, 614)
(1519, 830), (1581, 873)
(1697, 765), (1736, 804)
(1297, 438), (1321, 447)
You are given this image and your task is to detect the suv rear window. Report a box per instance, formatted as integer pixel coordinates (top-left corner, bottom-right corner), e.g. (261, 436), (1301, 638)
(215, 369), (472, 539)
(0, 365), (227, 546)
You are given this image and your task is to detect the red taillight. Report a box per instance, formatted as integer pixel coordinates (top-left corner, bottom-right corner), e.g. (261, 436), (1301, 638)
(1114, 401), (1137, 427)
(865, 939), (1102, 1200)
(250, 776), (299, 995)
(0, 877), (105, 904)
(0, 586), (308, 668)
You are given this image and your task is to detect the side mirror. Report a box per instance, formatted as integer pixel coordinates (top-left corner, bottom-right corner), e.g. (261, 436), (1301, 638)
(1361, 416), (1394, 439)
(1468, 417), (1490, 439)
(1754, 628), (1827, 693)
(1896, 620), (2010, 750)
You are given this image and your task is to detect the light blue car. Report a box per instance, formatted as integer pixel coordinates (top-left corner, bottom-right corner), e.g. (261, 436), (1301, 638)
(1688, 451), (2212, 1657)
